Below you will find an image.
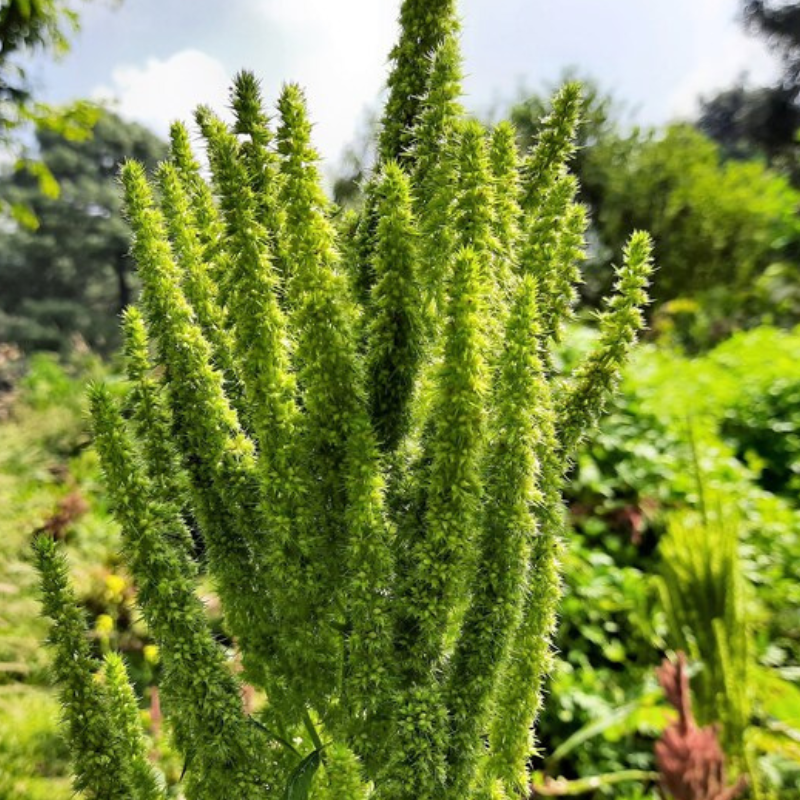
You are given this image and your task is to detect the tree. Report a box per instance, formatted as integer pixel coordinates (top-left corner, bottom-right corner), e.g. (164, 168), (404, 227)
(0, 0), (104, 143)
(744, 1), (800, 92)
(1, 0), (110, 224)
(0, 110), (167, 352)
(34, 2), (653, 798)
(697, 83), (800, 168)
(698, 1), (800, 172)
(1, 0), (78, 106)
(507, 82), (800, 315)
(581, 124), (799, 306)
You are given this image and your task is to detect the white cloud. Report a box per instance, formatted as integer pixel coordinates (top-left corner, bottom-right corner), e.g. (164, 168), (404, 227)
(667, 0), (777, 121)
(261, 0), (382, 26)
(258, 0), (398, 37)
(251, 0), (400, 165)
(92, 50), (233, 135)
(669, 32), (777, 119)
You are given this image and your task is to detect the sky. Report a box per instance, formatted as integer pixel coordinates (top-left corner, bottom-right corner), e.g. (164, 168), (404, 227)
(29, 0), (779, 169)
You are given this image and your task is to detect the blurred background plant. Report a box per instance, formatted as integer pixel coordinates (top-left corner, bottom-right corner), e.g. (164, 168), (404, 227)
(0, 110), (167, 353)
(658, 497), (756, 789)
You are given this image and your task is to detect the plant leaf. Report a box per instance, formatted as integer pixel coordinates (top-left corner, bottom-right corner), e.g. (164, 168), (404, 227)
(284, 749), (323, 800)
(248, 717), (302, 758)
(755, 665), (800, 729)
(532, 769), (660, 796)
(548, 690), (664, 764)
(10, 201), (39, 230)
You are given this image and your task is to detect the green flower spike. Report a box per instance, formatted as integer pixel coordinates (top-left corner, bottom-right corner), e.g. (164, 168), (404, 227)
(40, 4), (654, 797)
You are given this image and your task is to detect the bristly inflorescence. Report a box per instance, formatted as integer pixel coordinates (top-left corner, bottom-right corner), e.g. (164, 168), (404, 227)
(35, 1), (653, 798)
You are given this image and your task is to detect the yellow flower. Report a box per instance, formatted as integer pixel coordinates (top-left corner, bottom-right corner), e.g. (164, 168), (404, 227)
(95, 614), (114, 637)
(104, 573), (127, 603)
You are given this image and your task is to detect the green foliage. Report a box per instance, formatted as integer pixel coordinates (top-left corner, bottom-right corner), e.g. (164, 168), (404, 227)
(698, 82), (800, 171)
(535, 527), (667, 786)
(722, 377), (800, 496)
(585, 124), (800, 305)
(658, 502), (752, 771)
(0, 689), (72, 800)
(575, 327), (800, 663)
(0, 354), (120, 800)
(34, 3), (654, 798)
(505, 80), (800, 347)
(657, 487), (800, 796)
(0, 0), (106, 222)
(0, 0), (78, 89)
(35, 534), (162, 799)
(0, 352), (173, 799)
(0, 110), (167, 352)
(696, 2), (800, 172)
(529, 325), (800, 797)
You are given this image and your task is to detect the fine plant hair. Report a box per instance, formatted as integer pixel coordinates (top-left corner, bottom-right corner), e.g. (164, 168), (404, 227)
(34, 1), (653, 798)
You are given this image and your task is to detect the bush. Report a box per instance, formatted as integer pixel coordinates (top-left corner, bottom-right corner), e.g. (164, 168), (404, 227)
(585, 124), (800, 306)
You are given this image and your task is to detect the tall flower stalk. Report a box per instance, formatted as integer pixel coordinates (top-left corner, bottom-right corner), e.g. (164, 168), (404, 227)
(35, 1), (652, 798)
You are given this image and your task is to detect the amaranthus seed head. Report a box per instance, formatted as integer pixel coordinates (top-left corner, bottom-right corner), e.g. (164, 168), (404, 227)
(36, 2), (652, 798)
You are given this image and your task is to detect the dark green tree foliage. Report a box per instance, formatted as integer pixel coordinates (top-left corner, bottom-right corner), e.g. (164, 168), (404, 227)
(0, 0), (107, 128)
(0, 0), (74, 103)
(0, 111), (167, 351)
(698, 82), (800, 166)
(509, 81), (800, 317)
(698, 2), (800, 171)
(745, 1), (800, 94)
(36, 2), (653, 797)
(0, 0), (103, 226)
